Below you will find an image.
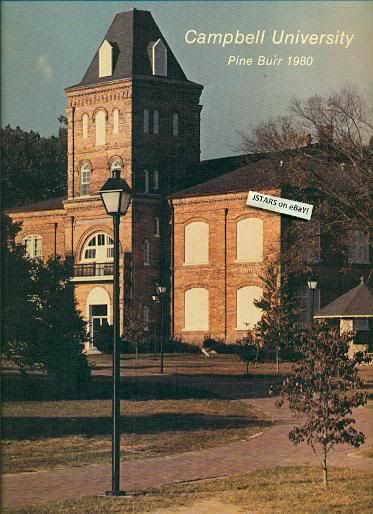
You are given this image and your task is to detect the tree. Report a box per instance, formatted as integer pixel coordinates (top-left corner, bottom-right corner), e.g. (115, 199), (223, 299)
(272, 322), (369, 487)
(238, 331), (262, 373)
(1, 213), (36, 371)
(1, 214), (90, 393)
(1, 117), (67, 209)
(95, 304), (148, 361)
(254, 260), (300, 374)
(238, 87), (372, 270)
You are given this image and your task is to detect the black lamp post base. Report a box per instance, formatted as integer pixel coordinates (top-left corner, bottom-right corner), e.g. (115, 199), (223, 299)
(104, 490), (127, 497)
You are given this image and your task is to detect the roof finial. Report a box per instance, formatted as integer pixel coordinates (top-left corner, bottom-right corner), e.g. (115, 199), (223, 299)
(360, 276), (364, 284)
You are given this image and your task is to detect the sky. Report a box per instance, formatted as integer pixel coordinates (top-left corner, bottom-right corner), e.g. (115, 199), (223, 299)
(1, 1), (372, 160)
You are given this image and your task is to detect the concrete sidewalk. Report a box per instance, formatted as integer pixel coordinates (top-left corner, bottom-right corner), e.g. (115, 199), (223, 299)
(2, 397), (372, 508)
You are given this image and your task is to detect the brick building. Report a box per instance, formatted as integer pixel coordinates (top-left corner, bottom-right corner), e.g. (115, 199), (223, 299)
(8, 9), (371, 350)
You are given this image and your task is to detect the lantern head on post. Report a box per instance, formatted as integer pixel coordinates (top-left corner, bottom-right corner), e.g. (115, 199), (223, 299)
(307, 275), (318, 290)
(99, 170), (132, 216)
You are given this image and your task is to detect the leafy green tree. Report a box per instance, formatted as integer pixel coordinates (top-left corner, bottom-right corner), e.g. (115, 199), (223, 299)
(272, 322), (369, 487)
(238, 331), (261, 374)
(1, 213), (36, 371)
(254, 261), (300, 374)
(1, 117), (67, 209)
(95, 304), (148, 361)
(29, 257), (91, 392)
(1, 214), (90, 393)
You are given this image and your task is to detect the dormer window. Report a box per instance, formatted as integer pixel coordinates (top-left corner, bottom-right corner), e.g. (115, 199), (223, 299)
(152, 39), (167, 77)
(99, 40), (113, 78)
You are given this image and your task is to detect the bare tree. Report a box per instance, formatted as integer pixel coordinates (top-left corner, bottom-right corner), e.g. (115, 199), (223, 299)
(239, 87), (373, 235)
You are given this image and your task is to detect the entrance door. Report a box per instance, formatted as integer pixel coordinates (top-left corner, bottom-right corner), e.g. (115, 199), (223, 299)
(89, 304), (108, 348)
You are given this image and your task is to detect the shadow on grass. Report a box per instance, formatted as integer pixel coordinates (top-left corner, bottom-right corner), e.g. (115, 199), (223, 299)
(1, 374), (221, 402)
(1, 413), (272, 440)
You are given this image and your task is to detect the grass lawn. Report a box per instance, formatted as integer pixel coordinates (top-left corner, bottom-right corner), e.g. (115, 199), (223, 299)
(4, 467), (373, 513)
(2, 399), (270, 474)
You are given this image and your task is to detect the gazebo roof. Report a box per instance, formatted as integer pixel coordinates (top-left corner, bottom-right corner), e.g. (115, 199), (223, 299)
(314, 278), (373, 319)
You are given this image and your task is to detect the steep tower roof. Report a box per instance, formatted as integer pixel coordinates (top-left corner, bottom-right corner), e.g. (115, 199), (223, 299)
(71, 9), (189, 88)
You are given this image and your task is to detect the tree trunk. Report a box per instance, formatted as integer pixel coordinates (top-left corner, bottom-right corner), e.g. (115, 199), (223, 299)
(255, 346), (259, 367)
(246, 361), (249, 375)
(322, 449), (328, 488)
(276, 347), (280, 375)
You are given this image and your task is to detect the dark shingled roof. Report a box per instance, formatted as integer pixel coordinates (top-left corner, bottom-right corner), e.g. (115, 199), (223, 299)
(72, 9), (193, 88)
(171, 157), (281, 199)
(6, 197), (66, 213)
(314, 279), (373, 318)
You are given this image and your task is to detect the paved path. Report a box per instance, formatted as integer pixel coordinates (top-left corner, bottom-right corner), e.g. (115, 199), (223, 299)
(2, 397), (372, 508)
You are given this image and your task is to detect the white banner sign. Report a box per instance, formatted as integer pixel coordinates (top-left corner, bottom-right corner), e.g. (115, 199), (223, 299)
(247, 191), (313, 220)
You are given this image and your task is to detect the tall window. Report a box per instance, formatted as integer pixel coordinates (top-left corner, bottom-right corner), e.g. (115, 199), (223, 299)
(23, 234), (42, 259)
(348, 230), (369, 264)
(153, 170), (159, 191)
(172, 112), (179, 137)
(80, 162), (90, 196)
(82, 113), (89, 139)
(113, 109), (119, 134)
(236, 218), (263, 262)
(144, 239), (150, 265)
(144, 305), (150, 331)
(184, 288), (208, 331)
(144, 109), (150, 134)
(82, 233), (114, 262)
(152, 39), (167, 76)
(154, 217), (160, 237)
(144, 169), (149, 193)
(95, 110), (106, 146)
(153, 110), (159, 135)
(184, 221), (209, 264)
(236, 286), (262, 330)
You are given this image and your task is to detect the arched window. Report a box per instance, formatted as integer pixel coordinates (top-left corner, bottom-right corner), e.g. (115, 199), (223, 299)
(23, 234), (42, 259)
(237, 218), (263, 262)
(172, 112), (179, 137)
(184, 288), (208, 331)
(153, 170), (159, 191)
(154, 217), (160, 237)
(153, 110), (159, 135)
(236, 286), (263, 330)
(144, 239), (150, 265)
(80, 162), (90, 196)
(152, 39), (167, 76)
(144, 109), (150, 134)
(110, 158), (122, 177)
(82, 113), (89, 139)
(185, 221), (209, 264)
(113, 109), (119, 134)
(81, 233), (114, 262)
(144, 169), (149, 193)
(95, 110), (106, 146)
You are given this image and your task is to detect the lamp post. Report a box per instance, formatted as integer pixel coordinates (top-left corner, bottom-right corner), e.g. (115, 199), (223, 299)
(155, 283), (167, 374)
(99, 170), (131, 496)
(152, 294), (160, 359)
(307, 275), (318, 325)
